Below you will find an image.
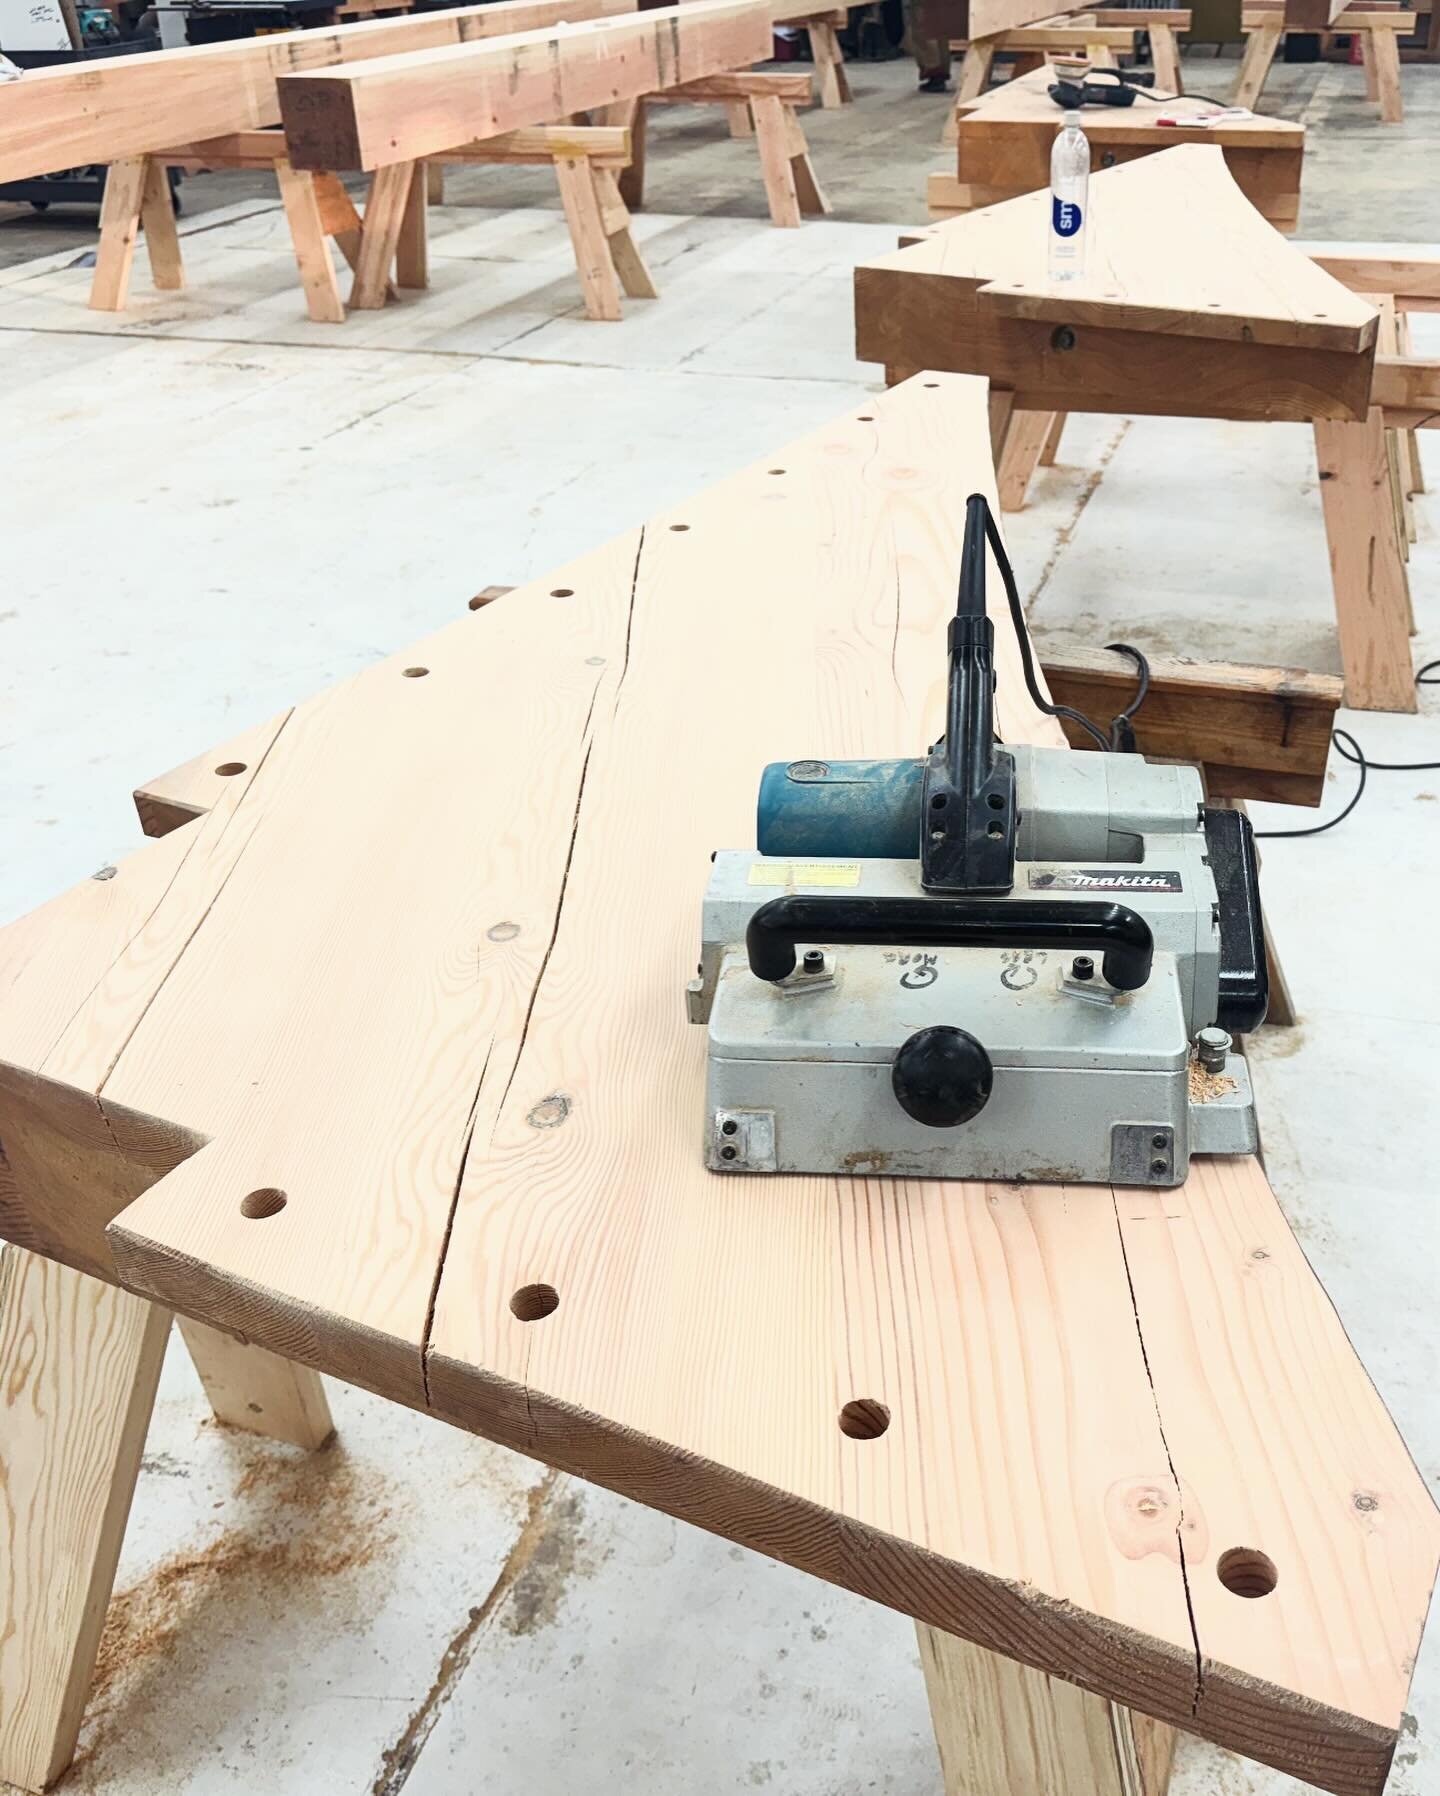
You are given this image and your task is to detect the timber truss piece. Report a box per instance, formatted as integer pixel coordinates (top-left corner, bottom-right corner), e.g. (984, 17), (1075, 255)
(0, 373), (1434, 1796)
(857, 146), (1440, 712)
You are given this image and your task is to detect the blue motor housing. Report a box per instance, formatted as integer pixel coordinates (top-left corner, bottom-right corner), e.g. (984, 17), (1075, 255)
(756, 758), (925, 860)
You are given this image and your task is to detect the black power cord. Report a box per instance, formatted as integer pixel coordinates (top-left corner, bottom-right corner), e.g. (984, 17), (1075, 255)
(973, 491), (1438, 842)
(975, 494), (1153, 753)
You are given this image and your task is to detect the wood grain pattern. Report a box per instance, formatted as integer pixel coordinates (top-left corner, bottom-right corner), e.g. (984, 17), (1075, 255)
(0, 1246), (169, 1791)
(0, 377), (1432, 1796)
(856, 149), (1377, 424)
(919, 1622), (1175, 1795)
(1313, 407), (1419, 711)
(0, 0), (637, 186)
(275, 0), (775, 172)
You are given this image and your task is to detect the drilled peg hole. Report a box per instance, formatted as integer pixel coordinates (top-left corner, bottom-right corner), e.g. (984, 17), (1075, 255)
(510, 1283), (559, 1322)
(987, 793), (1005, 810)
(402, 666), (429, 678)
(839, 1398), (890, 1441)
(214, 761), (247, 777)
(240, 1187), (287, 1220)
(670, 523), (690, 532)
(857, 414), (874, 421)
(1217, 1546), (1277, 1598)
(924, 381), (939, 387)
(768, 468), (786, 476)
(551, 588), (575, 597)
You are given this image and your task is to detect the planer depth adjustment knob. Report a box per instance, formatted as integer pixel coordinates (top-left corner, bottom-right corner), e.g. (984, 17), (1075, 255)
(891, 1025), (993, 1128)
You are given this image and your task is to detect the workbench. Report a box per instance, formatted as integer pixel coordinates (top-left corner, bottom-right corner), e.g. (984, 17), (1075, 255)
(856, 146), (1438, 712)
(928, 65), (1304, 232)
(1, 371), (1436, 1796)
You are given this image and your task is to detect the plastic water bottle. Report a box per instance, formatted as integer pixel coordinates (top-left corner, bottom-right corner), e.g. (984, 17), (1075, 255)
(1049, 110), (1089, 282)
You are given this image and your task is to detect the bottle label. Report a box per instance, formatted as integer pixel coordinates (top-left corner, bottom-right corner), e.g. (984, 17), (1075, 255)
(1052, 196), (1083, 239)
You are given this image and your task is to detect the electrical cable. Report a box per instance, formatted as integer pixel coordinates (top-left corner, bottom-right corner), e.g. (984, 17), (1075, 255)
(973, 492), (1437, 843)
(975, 495), (1142, 753)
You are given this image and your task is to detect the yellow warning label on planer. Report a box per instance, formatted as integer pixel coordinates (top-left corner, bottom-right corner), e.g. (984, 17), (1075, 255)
(748, 861), (862, 888)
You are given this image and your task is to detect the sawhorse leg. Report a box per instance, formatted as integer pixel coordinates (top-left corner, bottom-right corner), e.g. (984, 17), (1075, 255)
(554, 153), (625, 320)
(1314, 409), (1418, 712)
(750, 94), (828, 228)
(276, 158), (346, 325)
(808, 16), (852, 106)
(1233, 20), (1281, 110)
(996, 409), (1058, 511)
(1362, 27), (1404, 122)
(90, 156), (184, 313)
(350, 160), (419, 311)
(599, 97), (648, 211)
(0, 1246), (334, 1790)
(0, 1249), (169, 1792)
(919, 1625), (1176, 1796)
(593, 167), (659, 302)
(1149, 20), (1182, 93)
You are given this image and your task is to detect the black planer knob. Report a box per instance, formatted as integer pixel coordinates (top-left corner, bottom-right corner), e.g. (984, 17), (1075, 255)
(892, 1025), (993, 1128)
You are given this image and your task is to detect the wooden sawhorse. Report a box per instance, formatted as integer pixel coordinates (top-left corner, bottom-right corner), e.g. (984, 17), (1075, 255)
(1235, 1), (1415, 119)
(89, 125), (654, 325)
(943, 4), (1190, 143)
(857, 152), (1440, 712)
(604, 70), (830, 229)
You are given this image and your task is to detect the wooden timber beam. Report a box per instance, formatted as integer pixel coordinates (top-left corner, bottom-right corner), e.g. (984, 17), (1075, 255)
(0, 375), (1435, 1796)
(275, 0), (774, 172)
(1371, 353), (1440, 428)
(1306, 249), (1440, 312)
(952, 20), (1138, 46)
(856, 149), (1379, 424)
(0, 0), (635, 187)
(1039, 646), (1343, 804)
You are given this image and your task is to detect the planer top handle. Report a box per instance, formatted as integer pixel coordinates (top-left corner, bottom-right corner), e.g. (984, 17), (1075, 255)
(745, 893), (1155, 992)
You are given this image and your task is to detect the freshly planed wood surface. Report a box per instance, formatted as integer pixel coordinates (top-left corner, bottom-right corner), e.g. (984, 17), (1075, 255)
(948, 68), (1303, 233)
(275, 0), (774, 171)
(918, 1623), (1176, 1796)
(857, 147), (1378, 423)
(0, 0), (636, 187)
(0, 376), (1434, 1796)
(0, 1247), (169, 1792)
(1039, 646), (1343, 806)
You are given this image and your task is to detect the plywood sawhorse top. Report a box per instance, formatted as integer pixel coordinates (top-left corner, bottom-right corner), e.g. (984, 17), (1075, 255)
(0, 373), (1434, 1796)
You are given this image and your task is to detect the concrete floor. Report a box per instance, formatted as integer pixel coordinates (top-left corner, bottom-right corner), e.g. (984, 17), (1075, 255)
(1, 47), (1438, 1796)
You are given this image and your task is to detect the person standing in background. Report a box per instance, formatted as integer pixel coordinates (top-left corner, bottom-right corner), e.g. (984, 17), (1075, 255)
(905, 0), (964, 88)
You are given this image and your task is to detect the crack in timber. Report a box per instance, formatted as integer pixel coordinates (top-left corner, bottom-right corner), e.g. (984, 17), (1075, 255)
(419, 1039), (493, 1409)
(1110, 1191), (1205, 1719)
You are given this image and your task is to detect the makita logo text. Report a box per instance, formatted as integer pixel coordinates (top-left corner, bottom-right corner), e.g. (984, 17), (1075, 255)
(1028, 869), (1183, 894)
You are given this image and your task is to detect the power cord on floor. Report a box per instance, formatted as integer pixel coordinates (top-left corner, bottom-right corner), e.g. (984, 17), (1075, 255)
(1255, 659), (1440, 840)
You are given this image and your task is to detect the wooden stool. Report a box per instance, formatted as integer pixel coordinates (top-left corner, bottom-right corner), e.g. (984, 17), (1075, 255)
(1236, 2), (1413, 119)
(627, 71), (830, 229)
(88, 125), (654, 327)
